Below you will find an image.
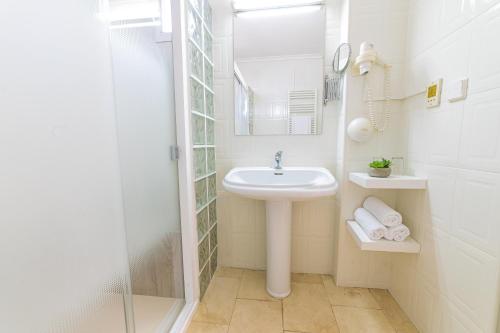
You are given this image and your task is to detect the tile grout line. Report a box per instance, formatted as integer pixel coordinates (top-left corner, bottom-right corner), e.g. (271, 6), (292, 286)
(367, 289), (412, 332)
(225, 298), (236, 333)
(225, 275), (243, 333)
(321, 275), (341, 332)
(235, 296), (280, 302)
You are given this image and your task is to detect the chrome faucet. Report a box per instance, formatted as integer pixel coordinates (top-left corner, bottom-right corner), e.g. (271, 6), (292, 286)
(274, 151), (283, 169)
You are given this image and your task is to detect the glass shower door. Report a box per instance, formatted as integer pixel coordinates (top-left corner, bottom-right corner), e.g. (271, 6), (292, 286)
(107, 1), (185, 331)
(0, 0), (135, 332)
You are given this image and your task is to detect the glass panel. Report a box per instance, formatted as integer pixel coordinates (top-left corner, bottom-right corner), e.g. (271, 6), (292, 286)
(204, 59), (214, 89)
(190, 0), (217, 305)
(205, 89), (214, 118)
(190, 0), (203, 14)
(109, 16), (185, 332)
(203, 0), (213, 30)
(210, 224), (218, 252)
(187, 4), (202, 47)
(0, 0), (134, 332)
(206, 119), (215, 145)
(197, 208), (209, 241)
(195, 179), (208, 209)
(210, 248), (218, 278)
(208, 174), (217, 201)
(189, 41), (203, 80)
(209, 200), (217, 227)
(193, 148), (207, 178)
(190, 78), (204, 113)
(199, 264), (210, 298)
(198, 235), (210, 270)
(192, 113), (206, 145)
(207, 147), (215, 173)
(204, 27), (213, 60)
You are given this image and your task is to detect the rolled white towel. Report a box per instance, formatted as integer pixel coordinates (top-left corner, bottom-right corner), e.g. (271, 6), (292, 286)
(384, 224), (411, 242)
(354, 208), (387, 240)
(363, 196), (402, 227)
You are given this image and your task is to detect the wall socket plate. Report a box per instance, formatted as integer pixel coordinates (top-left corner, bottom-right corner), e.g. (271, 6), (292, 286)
(447, 77), (469, 102)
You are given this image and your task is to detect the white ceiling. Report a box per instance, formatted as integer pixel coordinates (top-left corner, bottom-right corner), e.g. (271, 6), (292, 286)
(234, 7), (325, 60)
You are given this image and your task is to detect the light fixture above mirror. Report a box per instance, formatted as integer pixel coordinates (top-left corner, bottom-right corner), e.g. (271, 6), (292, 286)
(232, 0), (324, 14)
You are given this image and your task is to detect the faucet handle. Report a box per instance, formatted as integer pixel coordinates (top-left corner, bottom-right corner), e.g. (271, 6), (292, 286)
(274, 151), (283, 170)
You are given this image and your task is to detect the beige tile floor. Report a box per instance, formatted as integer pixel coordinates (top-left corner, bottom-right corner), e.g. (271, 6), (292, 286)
(188, 268), (418, 333)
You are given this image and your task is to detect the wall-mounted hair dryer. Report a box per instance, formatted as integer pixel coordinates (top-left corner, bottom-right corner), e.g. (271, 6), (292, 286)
(347, 41), (392, 141)
(353, 42), (377, 75)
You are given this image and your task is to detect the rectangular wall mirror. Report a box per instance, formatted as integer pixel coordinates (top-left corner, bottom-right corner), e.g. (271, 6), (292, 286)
(233, 2), (326, 136)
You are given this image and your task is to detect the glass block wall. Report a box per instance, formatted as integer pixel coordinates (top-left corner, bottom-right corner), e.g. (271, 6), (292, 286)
(186, 0), (216, 298)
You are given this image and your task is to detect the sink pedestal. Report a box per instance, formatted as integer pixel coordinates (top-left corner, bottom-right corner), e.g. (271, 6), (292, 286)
(223, 167), (338, 299)
(266, 200), (292, 298)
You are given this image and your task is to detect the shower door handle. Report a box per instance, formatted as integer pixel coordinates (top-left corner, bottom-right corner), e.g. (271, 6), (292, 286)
(170, 145), (180, 161)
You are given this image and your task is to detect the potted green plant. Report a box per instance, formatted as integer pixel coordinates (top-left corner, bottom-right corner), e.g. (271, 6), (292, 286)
(368, 158), (392, 178)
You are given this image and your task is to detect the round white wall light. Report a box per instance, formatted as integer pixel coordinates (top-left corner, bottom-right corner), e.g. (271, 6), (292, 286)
(347, 117), (373, 142)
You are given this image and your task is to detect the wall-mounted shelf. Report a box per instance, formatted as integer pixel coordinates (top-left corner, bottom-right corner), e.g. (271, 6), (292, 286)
(346, 220), (420, 253)
(349, 172), (427, 189)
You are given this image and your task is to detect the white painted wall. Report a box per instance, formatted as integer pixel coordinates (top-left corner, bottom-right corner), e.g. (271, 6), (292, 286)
(391, 1), (500, 332)
(211, 0), (342, 274)
(0, 0), (130, 331)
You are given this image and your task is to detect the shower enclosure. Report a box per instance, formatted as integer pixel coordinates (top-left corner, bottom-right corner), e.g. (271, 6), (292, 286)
(108, 0), (186, 331)
(0, 0), (195, 332)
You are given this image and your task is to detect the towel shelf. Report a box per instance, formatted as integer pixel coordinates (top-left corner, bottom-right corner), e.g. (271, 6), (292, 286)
(349, 172), (427, 189)
(346, 220), (420, 253)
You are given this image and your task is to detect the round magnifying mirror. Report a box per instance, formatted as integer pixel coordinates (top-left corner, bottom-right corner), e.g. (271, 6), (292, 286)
(332, 43), (352, 74)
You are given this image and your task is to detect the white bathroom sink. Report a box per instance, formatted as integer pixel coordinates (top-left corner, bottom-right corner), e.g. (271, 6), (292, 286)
(223, 167), (338, 201)
(222, 166), (338, 298)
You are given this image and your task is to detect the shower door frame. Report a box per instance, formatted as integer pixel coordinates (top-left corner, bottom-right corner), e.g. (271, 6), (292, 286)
(168, 0), (202, 331)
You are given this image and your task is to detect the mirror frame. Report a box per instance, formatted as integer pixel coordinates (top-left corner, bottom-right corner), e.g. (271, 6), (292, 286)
(332, 43), (351, 74)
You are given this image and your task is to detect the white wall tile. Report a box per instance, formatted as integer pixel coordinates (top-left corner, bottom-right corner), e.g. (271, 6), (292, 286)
(213, 36), (232, 79)
(394, 0), (500, 331)
(469, 4), (500, 94)
(416, 227), (453, 294)
(413, 276), (441, 333)
(390, 253), (417, 319)
(406, 98), (428, 163)
(291, 236), (308, 272)
(452, 169), (500, 256)
(447, 237), (499, 332)
(438, 298), (483, 333)
(425, 166), (457, 232)
(426, 106), (464, 166)
(406, 0), (443, 57)
(459, 88), (500, 173)
(229, 196), (256, 233)
(255, 233), (267, 269)
(231, 232), (255, 268)
(439, 0), (475, 36)
(404, 46), (441, 96)
(307, 237), (334, 273)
